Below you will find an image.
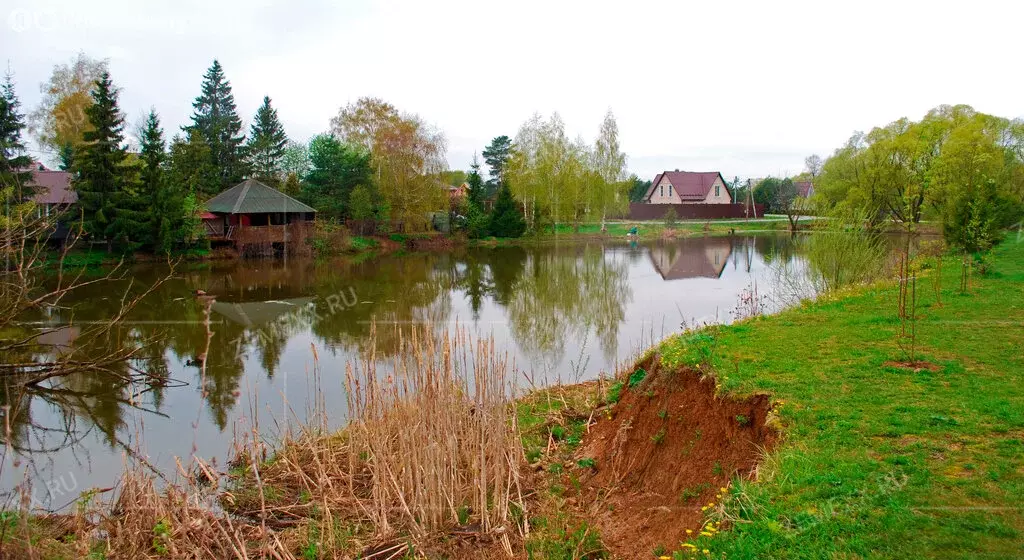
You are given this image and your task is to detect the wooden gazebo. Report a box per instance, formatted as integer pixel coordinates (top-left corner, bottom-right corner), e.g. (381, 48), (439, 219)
(202, 179), (316, 255)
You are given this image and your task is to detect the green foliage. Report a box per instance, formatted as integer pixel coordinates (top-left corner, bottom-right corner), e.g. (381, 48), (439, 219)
(169, 130), (219, 198)
(943, 178), (1020, 255)
(466, 155), (485, 209)
(281, 140), (311, 179)
(627, 367), (647, 388)
(488, 183), (526, 238)
(0, 72), (33, 197)
(816, 105), (1024, 233)
(245, 96), (288, 186)
(804, 209), (888, 293)
(466, 203), (489, 239)
(139, 110), (189, 253)
(650, 427), (666, 445)
(606, 381), (624, 404)
(301, 134), (373, 221)
(662, 207), (678, 228)
(735, 414), (749, 426)
(152, 519), (171, 555)
(186, 59), (248, 190)
(678, 482), (711, 504)
(524, 518), (607, 559)
(347, 184), (375, 221)
(577, 457), (597, 469)
(627, 175), (651, 202)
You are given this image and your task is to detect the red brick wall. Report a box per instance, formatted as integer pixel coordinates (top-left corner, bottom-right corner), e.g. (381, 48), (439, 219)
(628, 203), (765, 220)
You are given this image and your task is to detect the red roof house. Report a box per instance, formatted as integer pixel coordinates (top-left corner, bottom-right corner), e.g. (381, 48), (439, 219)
(643, 170), (732, 204)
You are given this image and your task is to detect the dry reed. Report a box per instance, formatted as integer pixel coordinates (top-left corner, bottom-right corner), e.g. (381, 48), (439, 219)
(224, 324), (526, 556)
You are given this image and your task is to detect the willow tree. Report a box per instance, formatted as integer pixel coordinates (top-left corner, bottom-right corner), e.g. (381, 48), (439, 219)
(817, 104), (1024, 232)
(331, 97), (446, 231)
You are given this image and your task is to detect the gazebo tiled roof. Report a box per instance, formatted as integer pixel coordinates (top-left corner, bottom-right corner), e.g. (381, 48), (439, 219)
(206, 179), (315, 214)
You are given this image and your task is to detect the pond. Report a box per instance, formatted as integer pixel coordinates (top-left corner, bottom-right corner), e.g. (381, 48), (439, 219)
(3, 234), (810, 508)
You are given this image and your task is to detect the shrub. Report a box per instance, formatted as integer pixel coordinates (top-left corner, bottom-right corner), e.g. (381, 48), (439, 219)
(662, 207), (678, 229)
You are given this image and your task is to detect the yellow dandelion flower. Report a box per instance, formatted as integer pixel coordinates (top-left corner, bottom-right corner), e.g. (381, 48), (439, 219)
(700, 506), (708, 511)
(659, 556), (671, 560)
(686, 529), (693, 534)
(700, 531), (713, 537)
(703, 550), (710, 555)
(720, 487), (727, 492)
(681, 543), (697, 549)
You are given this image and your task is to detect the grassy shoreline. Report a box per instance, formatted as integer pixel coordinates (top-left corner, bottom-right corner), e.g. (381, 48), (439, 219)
(648, 237), (1024, 558)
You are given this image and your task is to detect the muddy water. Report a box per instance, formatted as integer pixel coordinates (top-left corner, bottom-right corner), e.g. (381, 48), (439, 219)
(3, 234), (807, 508)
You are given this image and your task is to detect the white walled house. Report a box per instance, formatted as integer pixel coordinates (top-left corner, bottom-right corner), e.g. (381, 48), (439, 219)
(642, 171), (732, 204)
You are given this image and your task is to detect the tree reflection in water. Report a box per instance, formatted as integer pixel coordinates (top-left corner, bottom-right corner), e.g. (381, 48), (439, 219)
(4, 235), (818, 503)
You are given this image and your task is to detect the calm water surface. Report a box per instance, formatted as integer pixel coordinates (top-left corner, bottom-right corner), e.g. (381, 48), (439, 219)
(3, 234), (807, 507)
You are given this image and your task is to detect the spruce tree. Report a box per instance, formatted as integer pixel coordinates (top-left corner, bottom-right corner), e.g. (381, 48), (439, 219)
(246, 96), (288, 186)
(140, 110), (184, 252)
(0, 72), (33, 198)
(488, 183), (526, 238)
(187, 60), (247, 191)
(169, 131), (219, 198)
(73, 71), (130, 251)
(465, 155), (488, 238)
(466, 155), (484, 208)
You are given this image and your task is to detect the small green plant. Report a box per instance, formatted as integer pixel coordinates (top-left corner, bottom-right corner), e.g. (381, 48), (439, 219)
(628, 367), (648, 388)
(653, 544), (668, 556)
(663, 207), (678, 229)
(457, 505), (471, 525)
(577, 457), (597, 469)
(548, 463), (564, 474)
(658, 408), (668, 420)
(550, 425), (567, 441)
(526, 447), (543, 463)
(651, 428), (667, 445)
(679, 482), (711, 503)
(607, 381), (624, 404)
(152, 519), (171, 555)
(712, 461), (723, 475)
(736, 414), (750, 426)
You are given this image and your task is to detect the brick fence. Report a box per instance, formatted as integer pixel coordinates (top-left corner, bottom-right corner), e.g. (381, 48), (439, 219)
(628, 203), (766, 220)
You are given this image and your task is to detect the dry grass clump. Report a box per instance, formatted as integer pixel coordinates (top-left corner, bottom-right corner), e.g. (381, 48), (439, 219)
(0, 465), (295, 560)
(224, 325), (527, 556)
(101, 467), (292, 559)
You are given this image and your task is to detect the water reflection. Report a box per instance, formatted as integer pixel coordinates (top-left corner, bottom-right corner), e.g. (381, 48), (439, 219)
(3, 234), (805, 505)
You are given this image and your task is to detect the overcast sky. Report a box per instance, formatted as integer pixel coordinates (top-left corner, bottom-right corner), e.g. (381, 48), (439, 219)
(3, 0), (1022, 180)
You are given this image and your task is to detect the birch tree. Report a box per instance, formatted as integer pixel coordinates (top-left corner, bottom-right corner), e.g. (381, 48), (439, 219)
(592, 109), (628, 228)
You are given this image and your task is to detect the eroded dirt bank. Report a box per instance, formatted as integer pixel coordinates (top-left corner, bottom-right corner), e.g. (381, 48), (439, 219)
(575, 356), (776, 557)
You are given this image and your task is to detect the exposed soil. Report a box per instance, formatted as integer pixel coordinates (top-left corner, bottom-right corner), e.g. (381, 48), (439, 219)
(884, 359), (943, 372)
(575, 356), (776, 558)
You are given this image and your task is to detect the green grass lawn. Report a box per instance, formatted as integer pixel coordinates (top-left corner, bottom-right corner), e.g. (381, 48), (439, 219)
(654, 239), (1024, 559)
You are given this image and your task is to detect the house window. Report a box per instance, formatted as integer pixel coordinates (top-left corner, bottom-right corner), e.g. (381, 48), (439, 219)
(669, 185), (673, 197)
(660, 185), (664, 197)
(715, 184), (721, 197)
